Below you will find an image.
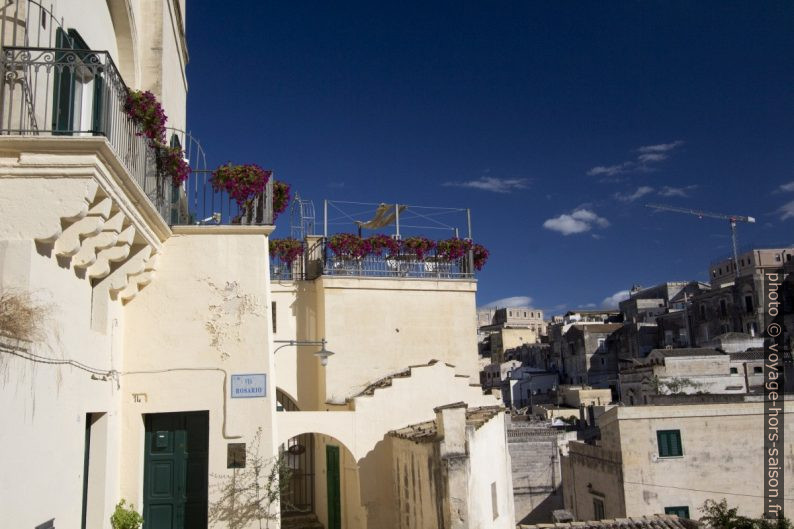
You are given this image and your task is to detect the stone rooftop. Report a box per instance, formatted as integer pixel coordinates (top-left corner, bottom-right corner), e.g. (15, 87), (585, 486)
(388, 405), (503, 443)
(517, 514), (701, 529)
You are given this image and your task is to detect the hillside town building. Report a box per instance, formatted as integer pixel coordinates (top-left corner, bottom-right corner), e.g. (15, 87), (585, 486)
(0, 2), (514, 528)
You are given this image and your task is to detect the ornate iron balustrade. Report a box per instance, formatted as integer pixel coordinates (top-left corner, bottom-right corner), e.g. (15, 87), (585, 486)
(0, 45), (171, 220)
(0, 47), (275, 227)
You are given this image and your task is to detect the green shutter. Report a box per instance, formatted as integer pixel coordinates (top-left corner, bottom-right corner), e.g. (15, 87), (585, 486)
(51, 28), (74, 134)
(665, 506), (690, 518)
(657, 430), (683, 457)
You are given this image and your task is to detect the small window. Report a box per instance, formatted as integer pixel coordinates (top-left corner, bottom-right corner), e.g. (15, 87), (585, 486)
(730, 367), (738, 374)
(699, 305), (706, 319)
(657, 429), (683, 457)
(593, 498), (605, 519)
(775, 254), (781, 262)
(665, 506), (690, 519)
(601, 357), (606, 366)
(719, 299), (727, 318)
(271, 301), (277, 333)
(491, 482), (499, 520)
(754, 366), (763, 374)
(745, 295), (753, 313)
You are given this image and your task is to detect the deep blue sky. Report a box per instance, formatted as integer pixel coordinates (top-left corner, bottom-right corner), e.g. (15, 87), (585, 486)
(185, 1), (794, 314)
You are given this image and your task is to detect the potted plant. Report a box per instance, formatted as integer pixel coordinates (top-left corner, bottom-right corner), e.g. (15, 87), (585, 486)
(110, 499), (143, 529)
(272, 180), (290, 221)
(269, 238), (304, 264)
(212, 163), (272, 223)
(123, 90), (166, 143)
(436, 237), (472, 261)
(327, 233), (372, 259)
(156, 145), (191, 186)
(472, 243), (489, 271)
(124, 89), (192, 190)
(401, 236), (436, 260)
(366, 234), (401, 257)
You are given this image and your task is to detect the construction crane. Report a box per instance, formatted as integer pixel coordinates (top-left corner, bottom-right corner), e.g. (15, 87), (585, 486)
(645, 204), (756, 278)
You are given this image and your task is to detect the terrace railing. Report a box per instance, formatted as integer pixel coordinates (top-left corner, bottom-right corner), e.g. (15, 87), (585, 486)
(0, 45), (171, 220)
(322, 241), (474, 279)
(177, 169), (274, 226)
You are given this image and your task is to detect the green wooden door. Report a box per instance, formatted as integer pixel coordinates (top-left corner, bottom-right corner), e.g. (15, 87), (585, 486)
(326, 445), (341, 529)
(143, 412), (209, 529)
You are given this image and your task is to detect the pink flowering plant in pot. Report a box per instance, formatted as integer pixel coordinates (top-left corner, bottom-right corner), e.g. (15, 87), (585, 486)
(401, 236), (436, 260)
(327, 233), (372, 259)
(123, 90), (166, 143)
(156, 146), (191, 185)
(366, 234), (401, 257)
(272, 180), (291, 221)
(436, 237), (473, 261)
(211, 163), (272, 206)
(472, 243), (489, 271)
(123, 89), (193, 186)
(269, 238), (304, 264)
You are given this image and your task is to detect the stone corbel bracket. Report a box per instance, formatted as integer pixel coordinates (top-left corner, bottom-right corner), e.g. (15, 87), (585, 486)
(0, 137), (170, 301)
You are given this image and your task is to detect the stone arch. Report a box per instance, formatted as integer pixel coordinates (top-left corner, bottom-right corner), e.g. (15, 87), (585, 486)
(105, 0), (138, 86)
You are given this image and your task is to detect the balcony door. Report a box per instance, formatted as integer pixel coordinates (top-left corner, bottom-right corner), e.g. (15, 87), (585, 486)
(52, 28), (103, 135)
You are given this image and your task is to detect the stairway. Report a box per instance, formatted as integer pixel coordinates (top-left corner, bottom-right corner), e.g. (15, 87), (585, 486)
(281, 512), (325, 529)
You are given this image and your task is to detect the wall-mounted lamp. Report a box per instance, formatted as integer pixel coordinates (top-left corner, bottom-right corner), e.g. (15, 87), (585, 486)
(273, 338), (335, 366)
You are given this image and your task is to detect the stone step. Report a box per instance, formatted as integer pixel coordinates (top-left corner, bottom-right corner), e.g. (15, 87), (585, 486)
(281, 512), (325, 529)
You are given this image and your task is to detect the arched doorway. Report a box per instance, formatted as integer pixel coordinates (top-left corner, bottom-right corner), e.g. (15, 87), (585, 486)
(276, 389), (315, 517)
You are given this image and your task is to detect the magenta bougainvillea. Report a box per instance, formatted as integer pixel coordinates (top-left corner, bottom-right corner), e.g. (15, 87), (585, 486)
(211, 163), (272, 206)
(269, 238), (304, 264)
(366, 234), (401, 256)
(273, 180), (290, 221)
(401, 236), (436, 260)
(328, 233), (372, 258)
(124, 90), (167, 144)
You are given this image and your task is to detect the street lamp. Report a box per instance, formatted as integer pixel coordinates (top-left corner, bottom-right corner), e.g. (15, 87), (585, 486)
(273, 339), (335, 366)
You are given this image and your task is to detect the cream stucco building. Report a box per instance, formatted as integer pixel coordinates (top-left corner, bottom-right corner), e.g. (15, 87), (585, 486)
(561, 395), (794, 521)
(0, 2), (513, 528)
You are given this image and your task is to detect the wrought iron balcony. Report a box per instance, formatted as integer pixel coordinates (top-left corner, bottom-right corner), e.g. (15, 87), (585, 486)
(0, 45), (171, 220)
(0, 46), (274, 227)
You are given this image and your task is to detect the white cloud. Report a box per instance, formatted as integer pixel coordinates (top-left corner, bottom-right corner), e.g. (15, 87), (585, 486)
(543, 208), (609, 235)
(443, 177), (528, 193)
(779, 200), (794, 221)
(780, 181), (794, 192)
(589, 140), (683, 179)
(636, 140), (685, 154)
(480, 296), (533, 309)
(659, 185), (697, 197)
(615, 186), (655, 202)
(578, 303), (597, 308)
(587, 162), (632, 177)
(602, 289), (630, 308)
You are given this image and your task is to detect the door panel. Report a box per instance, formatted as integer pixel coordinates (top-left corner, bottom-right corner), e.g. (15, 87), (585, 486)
(143, 412), (209, 529)
(326, 445), (341, 529)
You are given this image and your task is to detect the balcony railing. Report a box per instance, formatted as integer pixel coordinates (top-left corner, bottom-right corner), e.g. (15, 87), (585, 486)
(0, 46), (275, 227)
(178, 169), (274, 226)
(0, 45), (171, 219)
(270, 238), (474, 281)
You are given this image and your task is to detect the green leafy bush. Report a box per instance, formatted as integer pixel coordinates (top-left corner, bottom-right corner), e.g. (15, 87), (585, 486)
(110, 499), (143, 529)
